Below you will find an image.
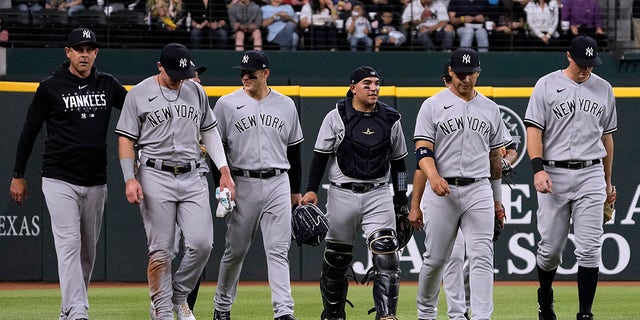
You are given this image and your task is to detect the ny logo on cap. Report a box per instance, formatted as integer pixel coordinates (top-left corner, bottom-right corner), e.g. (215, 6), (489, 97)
(462, 54), (471, 64)
(242, 55), (250, 64)
(585, 47), (594, 57)
(370, 71), (376, 76)
(82, 30), (91, 39)
(179, 58), (188, 68)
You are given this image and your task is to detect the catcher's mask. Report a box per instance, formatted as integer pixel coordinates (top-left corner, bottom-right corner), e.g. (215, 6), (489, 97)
(291, 203), (330, 246)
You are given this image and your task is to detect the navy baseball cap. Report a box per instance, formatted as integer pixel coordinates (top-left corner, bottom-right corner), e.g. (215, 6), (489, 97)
(442, 59), (451, 79)
(233, 50), (270, 71)
(569, 35), (602, 67)
(449, 48), (481, 73)
(160, 43), (195, 80)
(346, 66), (380, 97)
(67, 28), (99, 48)
(190, 61), (207, 75)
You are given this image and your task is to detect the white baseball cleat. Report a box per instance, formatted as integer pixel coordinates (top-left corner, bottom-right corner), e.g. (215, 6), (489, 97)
(173, 303), (196, 320)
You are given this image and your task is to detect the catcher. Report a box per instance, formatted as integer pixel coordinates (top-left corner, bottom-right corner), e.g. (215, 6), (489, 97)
(301, 66), (410, 320)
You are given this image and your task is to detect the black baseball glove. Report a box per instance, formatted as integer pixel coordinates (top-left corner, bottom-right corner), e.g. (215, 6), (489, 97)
(493, 204), (506, 242)
(394, 194), (414, 249)
(291, 203), (330, 246)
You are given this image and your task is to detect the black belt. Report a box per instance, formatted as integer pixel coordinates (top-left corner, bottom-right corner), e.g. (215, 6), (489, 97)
(331, 182), (386, 193)
(146, 159), (199, 175)
(444, 177), (483, 186)
(543, 159), (600, 170)
(231, 169), (286, 179)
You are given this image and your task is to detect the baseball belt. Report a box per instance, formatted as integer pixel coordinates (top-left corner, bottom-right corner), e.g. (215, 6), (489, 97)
(231, 168), (287, 179)
(542, 159), (600, 170)
(145, 159), (200, 175)
(330, 182), (387, 193)
(444, 177), (484, 186)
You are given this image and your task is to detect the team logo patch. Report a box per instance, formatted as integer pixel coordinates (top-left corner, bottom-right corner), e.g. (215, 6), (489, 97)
(462, 54), (471, 64)
(585, 46), (594, 57)
(82, 29), (91, 39)
(362, 128), (375, 135)
(242, 54), (250, 64)
(499, 105), (526, 168)
(179, 58), (188, 68)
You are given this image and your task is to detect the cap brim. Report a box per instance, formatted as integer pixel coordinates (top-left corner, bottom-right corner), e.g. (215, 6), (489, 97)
(232, 65), (265, 71)
(574, 56), (602, 67)
(165, 67), (196, 81)
(450, 66), (481, 73)
(195, 66), (207, 74)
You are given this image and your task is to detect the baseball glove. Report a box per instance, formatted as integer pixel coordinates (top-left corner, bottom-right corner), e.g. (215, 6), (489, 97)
(604, 185), (616, 223)
(501, 158), (516, 189)
(394, 194), (414, 249)
(493, 204), (506, 242)
(291, 203), (329, 246)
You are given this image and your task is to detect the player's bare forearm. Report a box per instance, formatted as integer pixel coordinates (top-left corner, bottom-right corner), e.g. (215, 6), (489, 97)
(505, 148), (518, 165)
(409, 169), (426, 229)
(416, 140), (449, 196)
(601, 133), (614, 187)
(489, 148), (502, 180)
(218, 166), (236, 199)
(301, 191), (318, 205)
(526, 126), (544, 160)
(118, 136), (136, 161)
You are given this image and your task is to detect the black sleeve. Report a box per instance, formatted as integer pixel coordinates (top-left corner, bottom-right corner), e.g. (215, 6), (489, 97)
(13, 85), (49, 176)
(287, 143), (302, 193)
(208, 158), (222, 189)
(305, 151), (330, 193)
(390, 157), (408, 196)
(112, 78), (127, 110)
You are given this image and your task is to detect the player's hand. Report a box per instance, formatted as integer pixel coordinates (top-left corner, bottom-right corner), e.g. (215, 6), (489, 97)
(533, 170), (552, 193)
(219, 166), (236, 200)
(9, 178), (27, 205)
(430, 176), (450, 197)
(301, 191), (318, 205)
(125, 179), (144, 204)
(494, 201), (506, 223)
(571, 25), (579, 35)
(606, 184), (617, 204)
(408, 204), (424, 229)
(291, 193), (302, 207)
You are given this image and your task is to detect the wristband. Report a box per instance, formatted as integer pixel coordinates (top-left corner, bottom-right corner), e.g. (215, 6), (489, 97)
(531, 157), (544, 174)
(120, 158), (136, 182)
(491, 178), (502, 202)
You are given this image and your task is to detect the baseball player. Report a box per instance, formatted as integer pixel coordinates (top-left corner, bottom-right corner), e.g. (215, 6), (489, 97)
(410, 61), (516, 320)
(301, 66), (409, 320)
(115, 43), (234, 320)
(9, 28), (127, 320)
(212, 50), (303, 320)
(412, 48), (512, 320)
(525, 35), (617, 320)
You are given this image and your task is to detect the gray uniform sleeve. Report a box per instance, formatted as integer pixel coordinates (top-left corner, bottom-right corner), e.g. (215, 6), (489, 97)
(115, 86), (141, 140)
(288, 100), (304, 146)
(491, 109), (512, 149)
(391, 119), (408, 160)
(524, 78), (547, 130)
(212, 96), (228, 144)
(601, 84), (617, 135)
(414, 99), (435, 143)
(313, 109), (341, 154)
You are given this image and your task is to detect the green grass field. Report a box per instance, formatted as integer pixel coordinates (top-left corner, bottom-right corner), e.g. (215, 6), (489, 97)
(1, 282), (639, 319)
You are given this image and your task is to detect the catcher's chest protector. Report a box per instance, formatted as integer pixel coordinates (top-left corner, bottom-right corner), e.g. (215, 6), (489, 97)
(335, 99), (400, 180)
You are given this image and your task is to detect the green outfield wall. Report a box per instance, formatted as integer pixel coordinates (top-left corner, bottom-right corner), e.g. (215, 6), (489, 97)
(1, 49), (639, 282)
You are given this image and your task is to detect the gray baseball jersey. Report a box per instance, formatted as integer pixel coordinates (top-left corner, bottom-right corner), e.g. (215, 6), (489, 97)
(414, 88), (511, 320)
(212, 87), (303, 318)
(115, 77), (217, 320)
(314, 104), (408, 243)
(524, 70), (616, 271)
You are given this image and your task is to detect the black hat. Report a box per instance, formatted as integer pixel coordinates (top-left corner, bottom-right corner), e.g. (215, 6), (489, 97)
(569, 35), (602, 67)
(442, 59), (451, 79)
(449, 48), (481, 73)
(67, 28), (99, 48)
(233, 50), (270, 71)
(160, 43), (195, 80)
(346, 66), (379, 97)
(191, 61), (207, 75)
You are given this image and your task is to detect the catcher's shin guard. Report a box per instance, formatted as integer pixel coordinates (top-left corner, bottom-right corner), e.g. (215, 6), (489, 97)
(369, 230), (400, 319)
(320, 241), (353, 320)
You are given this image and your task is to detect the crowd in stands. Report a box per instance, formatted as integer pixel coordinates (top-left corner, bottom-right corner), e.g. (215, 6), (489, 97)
(0, 0), (616, 50)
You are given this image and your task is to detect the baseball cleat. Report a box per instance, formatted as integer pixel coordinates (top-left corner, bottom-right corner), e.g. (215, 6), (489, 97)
(577, 312), (594, 320)
(274, 315), (296, 320)
(173, 303), (196, 320)
(537, 288), (557, 320)
(214, 309), (231, 320)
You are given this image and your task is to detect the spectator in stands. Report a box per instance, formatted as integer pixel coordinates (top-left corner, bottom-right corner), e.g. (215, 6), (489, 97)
(448, 0), (490, 52)
(363, 0), (404, 17)
(147, 0), (184, 30)
(228, 0), (263, 51)
(262, 0), (299, 50)
(299, 0), (339, 50)
(561, 0), (605, 38)
(14, 0), (45, 12)
(346, 1), (373, 51)
(373, 8), (405, 51)
(485, 0), (526, 48)
(403, 0), (454, 51)
(47, 0), (85, 16)
(185, 0), (229, 49)
(524, 0), (560, 46)
(335, 0), (355, 21)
